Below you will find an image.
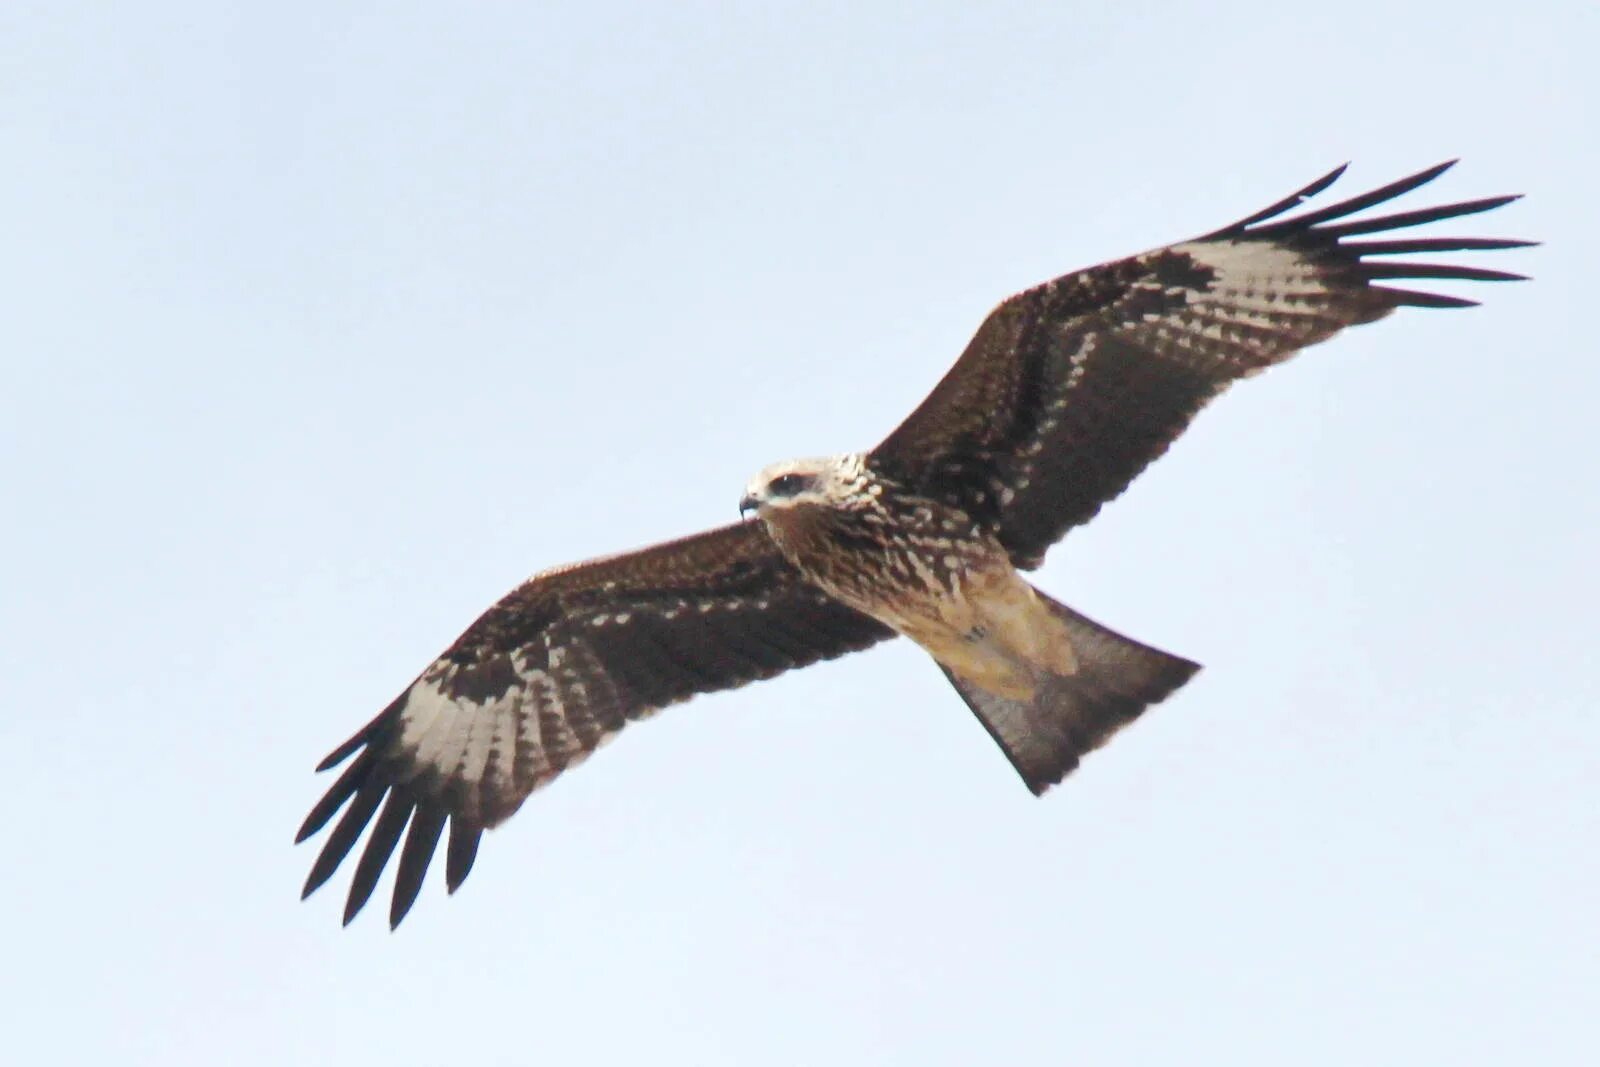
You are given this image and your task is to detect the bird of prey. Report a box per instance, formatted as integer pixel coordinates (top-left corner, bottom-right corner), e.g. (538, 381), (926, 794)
(297, 161), (1527, 927)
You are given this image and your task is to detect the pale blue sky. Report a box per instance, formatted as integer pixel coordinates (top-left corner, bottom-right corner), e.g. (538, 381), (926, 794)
(3, 3), (1595, 1064)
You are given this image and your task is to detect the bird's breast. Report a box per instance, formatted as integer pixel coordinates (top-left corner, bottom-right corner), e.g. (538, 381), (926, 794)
(762, 495), (1011, 642)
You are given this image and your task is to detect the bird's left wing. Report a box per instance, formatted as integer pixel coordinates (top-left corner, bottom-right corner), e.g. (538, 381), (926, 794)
(296, 521), (892, 927)
(871, 161), (1530, 568)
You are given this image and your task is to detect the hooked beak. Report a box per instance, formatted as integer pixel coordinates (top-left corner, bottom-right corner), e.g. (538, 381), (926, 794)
(738, 493), (761, 519)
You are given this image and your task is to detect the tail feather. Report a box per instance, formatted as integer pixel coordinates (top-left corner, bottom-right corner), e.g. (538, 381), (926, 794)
(942, 592), (1199, 795)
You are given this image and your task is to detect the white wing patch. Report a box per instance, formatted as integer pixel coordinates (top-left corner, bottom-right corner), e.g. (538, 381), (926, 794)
(1174, 240), (1325, 310)
(401, 673), (472, 774)
(393, 655), (555, 814)
(1148, 241), (1350, 366)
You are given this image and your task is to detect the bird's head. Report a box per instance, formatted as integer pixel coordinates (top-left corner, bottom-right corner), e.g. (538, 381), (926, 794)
(740, 453), (869, 519)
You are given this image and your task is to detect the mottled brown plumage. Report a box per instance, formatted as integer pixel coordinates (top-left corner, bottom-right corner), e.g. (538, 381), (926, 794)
(298, 523), (890, 926)
(872, 161), (1528, 566)
(299, 161), (1528, 927)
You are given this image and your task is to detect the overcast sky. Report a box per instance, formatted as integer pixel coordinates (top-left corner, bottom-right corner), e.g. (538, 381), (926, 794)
(3, 3), (1595, 1064)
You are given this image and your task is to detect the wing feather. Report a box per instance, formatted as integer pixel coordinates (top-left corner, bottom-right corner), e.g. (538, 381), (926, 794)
(444, 817), (481, 893)
(872, 162), (1529, 567)
(298, 521), (892, 926)
(390, 805), (446, 928)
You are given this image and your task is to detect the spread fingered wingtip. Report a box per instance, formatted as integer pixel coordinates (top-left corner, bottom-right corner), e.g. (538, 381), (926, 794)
(1246, 159), (1463, 236)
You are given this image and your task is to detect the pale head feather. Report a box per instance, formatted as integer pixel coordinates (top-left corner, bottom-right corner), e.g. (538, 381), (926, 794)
(742, 453), (870, 514)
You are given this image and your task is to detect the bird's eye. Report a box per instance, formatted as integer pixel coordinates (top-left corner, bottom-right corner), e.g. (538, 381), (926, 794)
(770, 473), (811, 496)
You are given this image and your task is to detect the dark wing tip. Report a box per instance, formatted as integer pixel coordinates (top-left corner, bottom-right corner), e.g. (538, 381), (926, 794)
(314, 694), (406, 776)
(300, 776), (386, 900)
(341, 790), (415, 925)
(1361, 262), (1529, 283)
(295, 748), (375, 843)
(1370, 287), (1482, 309)
(314, 730), (369, 773)
(389, 807), (449, 929)
(445, 817), (482, 894)
(1341, 236), (1539, 255)
(1319, 194), (1523, 239)
(1255, 159), (1462, 234)
(1209, 161), (1351, 234)
(1206, 159), (1468, 239)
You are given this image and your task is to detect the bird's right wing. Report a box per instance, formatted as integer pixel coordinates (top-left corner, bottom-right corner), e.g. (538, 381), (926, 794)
(296, 520), (892, 927)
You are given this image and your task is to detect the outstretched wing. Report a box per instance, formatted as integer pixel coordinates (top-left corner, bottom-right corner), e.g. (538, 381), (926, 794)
(871, 161), (1531, 568)
(296, 521), (892, 927)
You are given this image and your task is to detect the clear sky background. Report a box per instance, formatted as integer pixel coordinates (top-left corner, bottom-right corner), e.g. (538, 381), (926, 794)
(3, 3), (1595, 1064)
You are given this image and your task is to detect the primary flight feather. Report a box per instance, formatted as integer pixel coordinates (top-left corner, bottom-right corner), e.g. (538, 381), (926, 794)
(297, 161), (1528, 927)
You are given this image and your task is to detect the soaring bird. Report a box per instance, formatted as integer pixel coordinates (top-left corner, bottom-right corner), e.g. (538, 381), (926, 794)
(297, 161), (1528, 927)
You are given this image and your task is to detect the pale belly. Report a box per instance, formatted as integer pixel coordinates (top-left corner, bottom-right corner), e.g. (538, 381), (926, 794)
(823, 558), (1077, 702)
(759, 497), (1077, 699)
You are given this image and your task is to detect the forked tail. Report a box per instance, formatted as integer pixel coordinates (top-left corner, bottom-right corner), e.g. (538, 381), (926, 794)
(941, 590), (1200, 794)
